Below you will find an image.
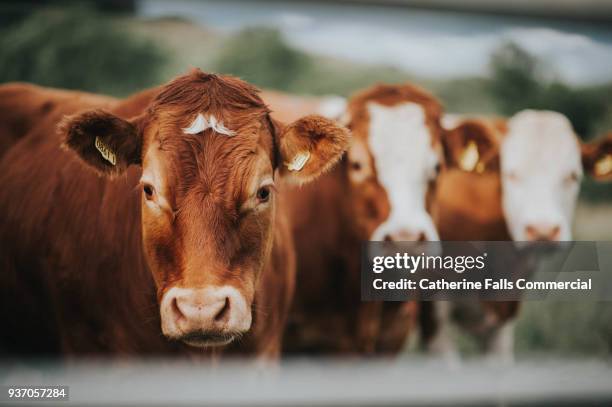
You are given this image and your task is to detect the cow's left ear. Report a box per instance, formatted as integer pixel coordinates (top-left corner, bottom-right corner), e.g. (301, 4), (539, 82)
(582, 133), (612, 181)
(60, 109), (143, 177)
(275, 115), (350, 185)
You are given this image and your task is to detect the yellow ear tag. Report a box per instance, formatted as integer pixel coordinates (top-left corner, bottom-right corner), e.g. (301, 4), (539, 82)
(459, 140), (479, 172)
(286, 151), (310, 172)
(594, 154), (612, 177)
(95, 136), (117, 166)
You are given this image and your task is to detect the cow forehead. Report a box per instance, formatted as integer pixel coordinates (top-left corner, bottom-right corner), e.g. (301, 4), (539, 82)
(143, 123), (273, 206)
(502, 111), (581, 175)
(367, 102), (438, 177)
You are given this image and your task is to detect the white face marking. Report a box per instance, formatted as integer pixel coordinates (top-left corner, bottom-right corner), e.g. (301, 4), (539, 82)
(183, 113), (235, 136)
(367, 102), (440, 241)
(501, 110), (582, 241)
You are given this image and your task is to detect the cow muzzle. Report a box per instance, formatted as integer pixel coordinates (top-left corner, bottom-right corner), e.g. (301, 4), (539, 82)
(160, 286), (252, 347)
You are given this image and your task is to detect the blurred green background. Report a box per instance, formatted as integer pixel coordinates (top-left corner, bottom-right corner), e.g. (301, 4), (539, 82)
(1, 1), (611, 359)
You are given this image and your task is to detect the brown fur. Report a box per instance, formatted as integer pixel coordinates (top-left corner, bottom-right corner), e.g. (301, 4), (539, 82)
(426, 118), (517, 350)
(0, 70), (348, 358)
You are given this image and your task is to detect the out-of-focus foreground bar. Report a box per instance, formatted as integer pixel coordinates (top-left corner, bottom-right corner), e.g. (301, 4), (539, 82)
(1, 359), (612, 406)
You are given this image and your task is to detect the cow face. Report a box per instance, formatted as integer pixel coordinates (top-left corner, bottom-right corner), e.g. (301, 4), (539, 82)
(500, 110), (583, 241)
(61, 70), (349, 347)
(343, 84), (444, 241)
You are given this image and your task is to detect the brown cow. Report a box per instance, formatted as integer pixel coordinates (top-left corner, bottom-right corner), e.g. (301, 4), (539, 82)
(0, 69), (349, 358)
(426, 114), (612, 362)
(265, 83), (445, 355)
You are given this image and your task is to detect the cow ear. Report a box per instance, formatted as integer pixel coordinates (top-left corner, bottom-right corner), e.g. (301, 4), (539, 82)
(582, 134), (612, 181)
(442, 120), (500, 173)
(274, 115), (350, 185)
(60, 110), (143, 177)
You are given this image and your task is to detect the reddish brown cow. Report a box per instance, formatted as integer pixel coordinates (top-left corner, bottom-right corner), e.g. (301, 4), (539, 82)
(265, 84), (445, 355)
(0, 70), (349, 358)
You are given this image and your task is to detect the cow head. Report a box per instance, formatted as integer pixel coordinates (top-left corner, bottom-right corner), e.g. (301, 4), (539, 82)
(500, 110), (583, 241)
(342, 84), (444, 242)
(61, 70), (349, 347)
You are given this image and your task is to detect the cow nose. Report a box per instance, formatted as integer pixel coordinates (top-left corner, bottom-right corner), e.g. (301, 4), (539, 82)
(383, 229), (428, 242)
(525, 224), (561, 241)
(173, 295), (230, 325)
(160, 286), (252, 347)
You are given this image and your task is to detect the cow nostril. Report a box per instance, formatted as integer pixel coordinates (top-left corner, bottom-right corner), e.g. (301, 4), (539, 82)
(383, 234), (393, 242)
(525, 224), (561, 241)
(171, 297), (185, 321)
(214, 297), (231, 322)
(550, 226), (561, 239)
(417, 232), (427, 242)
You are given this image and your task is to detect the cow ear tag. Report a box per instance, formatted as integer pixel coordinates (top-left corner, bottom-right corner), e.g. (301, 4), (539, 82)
(95, 136), (117, 166)
(286, 151), (310, 172)
(594, 154), (612, 177)
(459, 140), (479, 173)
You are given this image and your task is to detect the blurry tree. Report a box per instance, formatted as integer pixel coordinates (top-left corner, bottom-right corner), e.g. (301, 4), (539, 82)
(0, 6), (167, 96)
(214, 27), (311, 91)
(489, 41), (542, 114)
(488, 41), (610, 138)
(537, 82), (608, 138)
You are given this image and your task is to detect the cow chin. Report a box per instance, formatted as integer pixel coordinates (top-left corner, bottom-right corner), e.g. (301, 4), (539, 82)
(178, 330), (243, 348)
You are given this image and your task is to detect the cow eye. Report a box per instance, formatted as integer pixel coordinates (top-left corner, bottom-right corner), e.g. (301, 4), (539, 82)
(143, 183), (156, 201)
(256, 185), (271, 203)
(350, 161), (362, 171)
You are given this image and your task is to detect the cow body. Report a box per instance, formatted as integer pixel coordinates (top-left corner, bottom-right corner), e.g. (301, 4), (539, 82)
(0, 72), (348, 358)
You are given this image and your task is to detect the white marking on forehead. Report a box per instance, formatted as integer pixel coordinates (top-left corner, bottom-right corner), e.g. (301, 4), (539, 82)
(503, 110), (580, 174)
(500, 110), (582, 241)
(367, 102), (439, 241)
(183, 113), (236, 136)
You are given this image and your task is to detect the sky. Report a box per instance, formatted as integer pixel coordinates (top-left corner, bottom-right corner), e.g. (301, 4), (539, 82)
(139, 0), (612, 85)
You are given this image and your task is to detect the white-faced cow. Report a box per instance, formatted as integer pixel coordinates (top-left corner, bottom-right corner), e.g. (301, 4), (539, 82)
(264, 83), (444, 355)
(427, 111), (612, 363)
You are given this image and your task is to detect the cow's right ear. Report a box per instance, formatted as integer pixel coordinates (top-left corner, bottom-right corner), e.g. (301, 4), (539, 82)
(582, 133), (612, 181)
(60, 110), (143, 177)
(441, 120), (500, 173)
